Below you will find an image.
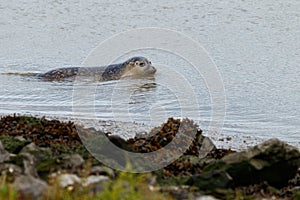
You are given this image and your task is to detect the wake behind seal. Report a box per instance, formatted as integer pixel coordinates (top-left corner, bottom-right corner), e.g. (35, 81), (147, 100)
(38, 57), (156, 81)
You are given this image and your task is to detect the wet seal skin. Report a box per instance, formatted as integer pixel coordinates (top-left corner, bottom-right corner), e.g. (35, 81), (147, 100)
(37, 57), (156, 81)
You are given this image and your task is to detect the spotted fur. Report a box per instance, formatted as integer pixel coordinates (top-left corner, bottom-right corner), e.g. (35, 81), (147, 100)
(38, 57), (156, 81)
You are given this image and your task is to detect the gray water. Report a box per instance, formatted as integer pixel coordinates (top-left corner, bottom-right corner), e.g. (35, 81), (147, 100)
(0, 0), (299, 149)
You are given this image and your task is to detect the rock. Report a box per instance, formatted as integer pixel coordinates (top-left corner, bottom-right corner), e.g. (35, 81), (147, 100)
(187, 170), (233, 190)
(20, 142), (40, 153)
(0, 164), (22, 182)
(0, 136), (30, 154)
(19, 142), (58, 177)
(0, 163), (22, 175)
(63, 154), (84, 171)
(150, 185), (192, 200)
(90, 166), (115, 178)
(198, 137), (216, 158)
(82, 175), (108, 187)
(82, 175), (109, 194)
(53, 173), (108, 192)
(204, 138), (300, 188)
(156, 175), (191, 187)
(14, 175), (48, 200)
(56, 173), (81, 188)
(108, 135), (132, 151)
(20, 142), (52, 162)
(20, 142), (51, 156)
(196, 195), (218, 200)
(83, 133), (131, 169)
(18, 143), (53, 178)
(21, 153), (39, 177)
(15, 136), (27, 141)
(0, 140), (13, 163)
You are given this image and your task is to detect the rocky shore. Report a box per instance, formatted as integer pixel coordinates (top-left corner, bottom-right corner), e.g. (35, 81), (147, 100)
(0, 114), (300, 200)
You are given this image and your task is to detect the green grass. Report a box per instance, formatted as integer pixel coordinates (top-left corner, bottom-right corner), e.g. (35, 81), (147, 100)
(43, 171), (171, 200)
(0, 162), (172, 200)
(96, 171), (169, 200)
(0, 175), (18, 200)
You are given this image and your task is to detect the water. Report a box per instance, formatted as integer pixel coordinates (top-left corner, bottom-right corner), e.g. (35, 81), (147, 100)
(0, 0), (299, 149)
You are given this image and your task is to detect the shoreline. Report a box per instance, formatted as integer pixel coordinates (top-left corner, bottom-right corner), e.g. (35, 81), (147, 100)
(0, 114), (299, 199)
(1, 112), (298, 152)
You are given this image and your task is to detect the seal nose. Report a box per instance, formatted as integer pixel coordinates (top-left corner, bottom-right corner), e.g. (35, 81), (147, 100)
(152, 66), (157, 73)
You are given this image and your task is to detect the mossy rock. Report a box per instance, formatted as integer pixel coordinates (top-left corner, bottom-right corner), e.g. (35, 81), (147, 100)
(0, 136), (30, 154)
(155, 174), (191, 186)
(5, 154), (24, 167)
(186, 170), (234, 190)
(203, 139), (300, 188)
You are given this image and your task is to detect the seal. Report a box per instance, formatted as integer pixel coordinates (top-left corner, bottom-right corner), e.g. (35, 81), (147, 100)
(37, 57), (156, 81)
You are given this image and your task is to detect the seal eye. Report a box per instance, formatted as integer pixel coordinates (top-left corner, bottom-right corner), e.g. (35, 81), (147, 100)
(139, 62), (145, 67)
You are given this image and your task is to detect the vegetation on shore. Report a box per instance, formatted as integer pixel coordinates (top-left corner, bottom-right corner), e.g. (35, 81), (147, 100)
(0, 114), (300, 200)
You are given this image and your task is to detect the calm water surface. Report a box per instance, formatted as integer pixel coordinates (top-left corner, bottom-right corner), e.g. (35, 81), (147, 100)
(0, 0), (299, 148)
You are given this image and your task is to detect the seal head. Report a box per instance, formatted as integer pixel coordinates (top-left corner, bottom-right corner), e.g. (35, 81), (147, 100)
(102, 57), (156, 80)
